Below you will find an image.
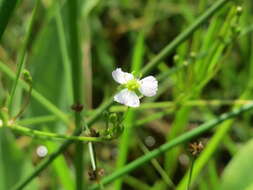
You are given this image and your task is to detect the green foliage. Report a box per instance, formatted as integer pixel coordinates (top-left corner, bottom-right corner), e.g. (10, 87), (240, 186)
(0, 0), (19, 40)
(220, 139), (253, 190)
(0, 128), (38, 189)
(0, 0), (253, 189)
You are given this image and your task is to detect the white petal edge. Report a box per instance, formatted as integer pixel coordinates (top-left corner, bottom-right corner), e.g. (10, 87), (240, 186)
(139, 76), (158, 97)
(112, 68), (134, 84)
(114, 89), (140, 107)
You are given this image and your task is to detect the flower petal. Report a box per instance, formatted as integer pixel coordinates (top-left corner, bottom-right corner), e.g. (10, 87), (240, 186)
(112, 68), (134, 84)
(139, 76), (158, 97)
(114, 89), (140, 107)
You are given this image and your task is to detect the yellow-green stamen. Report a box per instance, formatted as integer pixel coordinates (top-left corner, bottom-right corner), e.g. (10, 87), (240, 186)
(125, 79), (140, 91)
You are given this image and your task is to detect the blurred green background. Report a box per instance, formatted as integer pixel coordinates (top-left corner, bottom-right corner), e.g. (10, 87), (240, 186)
(1, 0), (253, 189)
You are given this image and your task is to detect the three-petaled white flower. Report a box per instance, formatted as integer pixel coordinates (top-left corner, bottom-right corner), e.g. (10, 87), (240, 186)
(112, 68), (158, 107)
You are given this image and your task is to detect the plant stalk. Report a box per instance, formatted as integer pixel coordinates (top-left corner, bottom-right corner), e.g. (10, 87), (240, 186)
(67, 0), (85, 189)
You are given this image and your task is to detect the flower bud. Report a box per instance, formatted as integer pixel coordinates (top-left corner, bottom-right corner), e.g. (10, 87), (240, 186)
(23, 69), (33, 85)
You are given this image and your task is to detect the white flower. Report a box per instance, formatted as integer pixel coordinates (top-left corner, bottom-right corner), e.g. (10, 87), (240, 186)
(114, 89), (140, 108)
(0, 120), (2, 127)
(112, 68), (158, 107)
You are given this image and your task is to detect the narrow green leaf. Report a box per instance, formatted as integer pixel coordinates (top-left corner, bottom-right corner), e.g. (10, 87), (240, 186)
(220, 139), (253, 190)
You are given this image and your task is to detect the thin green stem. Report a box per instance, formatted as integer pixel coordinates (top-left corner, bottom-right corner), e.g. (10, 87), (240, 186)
(138, 140), (175, 188)
(8, 0), (40, 113)
(67, 0), (84, 189)
(135, 110), (173, 127)
(89, 103), (253, 190)
(6, 124), (105, 142)
(110, 100), (253, 112)
(18, 115), (59, 126)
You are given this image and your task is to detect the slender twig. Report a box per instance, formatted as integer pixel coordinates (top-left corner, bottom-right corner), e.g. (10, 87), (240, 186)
(11, 0), (230, 188)
(89, 103), (253, 190)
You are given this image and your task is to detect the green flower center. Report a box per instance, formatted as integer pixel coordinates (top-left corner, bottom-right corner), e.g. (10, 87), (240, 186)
(125, 79), (140, 91)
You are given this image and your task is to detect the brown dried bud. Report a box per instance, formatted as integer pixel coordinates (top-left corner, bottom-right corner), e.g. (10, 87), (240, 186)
(89, 129), (100, 137)
(88, 168), (105, 181)
(189, 141), (204, 156)
(98, 168), (105, 177)
(71, 103), (83, 112)
(88, 170), (97, 181)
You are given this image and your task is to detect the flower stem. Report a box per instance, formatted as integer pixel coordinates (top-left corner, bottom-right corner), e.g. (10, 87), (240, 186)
(7, 124), (105, 142)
